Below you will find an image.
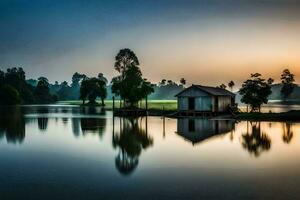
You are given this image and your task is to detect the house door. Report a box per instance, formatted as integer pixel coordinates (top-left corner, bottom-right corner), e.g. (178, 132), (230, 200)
(188, 97), (195, 110)
(214, 97), (218, 112)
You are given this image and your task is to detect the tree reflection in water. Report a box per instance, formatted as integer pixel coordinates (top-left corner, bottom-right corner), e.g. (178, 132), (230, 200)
(37, 107), (49, 131)
(282, 122), (293, 144)
(79, 107), (106, 139)
(0, 107), (25, 144)
(112, 117), (153, 176)
(80, 118), (106, 138)
(241, 122), (271, 157)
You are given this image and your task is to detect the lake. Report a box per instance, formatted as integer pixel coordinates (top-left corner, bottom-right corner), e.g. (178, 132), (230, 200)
(0, 105), (300, 200)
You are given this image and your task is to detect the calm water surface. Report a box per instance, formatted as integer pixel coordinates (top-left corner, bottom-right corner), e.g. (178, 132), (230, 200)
(0, 105), (300, 200)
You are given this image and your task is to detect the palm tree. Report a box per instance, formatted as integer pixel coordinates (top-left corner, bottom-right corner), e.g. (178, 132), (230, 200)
(228, 80), (235, 92)
(180, 78), (186, 86)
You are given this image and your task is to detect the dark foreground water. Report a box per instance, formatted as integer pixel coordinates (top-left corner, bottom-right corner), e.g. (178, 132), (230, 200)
(0, 105), (300, 200)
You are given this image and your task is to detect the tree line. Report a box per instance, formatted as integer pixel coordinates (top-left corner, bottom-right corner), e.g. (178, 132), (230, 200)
(0, 48), (297, 112)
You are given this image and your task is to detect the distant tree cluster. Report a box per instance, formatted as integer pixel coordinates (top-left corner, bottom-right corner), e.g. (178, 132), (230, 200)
(238, 69), (296, 112)
(0, 68), (56, 105)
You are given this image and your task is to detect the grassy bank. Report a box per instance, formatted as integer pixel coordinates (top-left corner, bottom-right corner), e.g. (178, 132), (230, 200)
(57, 100), (177, 111)
(236, 110), (300, 122)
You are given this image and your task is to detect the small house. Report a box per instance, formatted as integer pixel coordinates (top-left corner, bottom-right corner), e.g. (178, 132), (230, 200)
(175, 85), (235, 114)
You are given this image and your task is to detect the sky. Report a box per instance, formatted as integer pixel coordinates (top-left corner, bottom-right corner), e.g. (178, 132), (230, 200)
(0, 0), (300, 87)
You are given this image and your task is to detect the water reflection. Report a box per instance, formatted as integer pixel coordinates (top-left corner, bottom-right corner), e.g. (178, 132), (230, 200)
(0, 107), (25, 144)
(112, 117), (153, 175)
(176, 118), (235, 145)
(241, 122), (271, 157)
(72, 118), (81, 137)
(37, 107), (49, 131)
(282, 123), (294, 144)
(80, 118), (106, 138)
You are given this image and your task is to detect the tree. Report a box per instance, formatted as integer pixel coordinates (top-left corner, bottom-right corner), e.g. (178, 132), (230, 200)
(34, 77), (56, 103)
(114, 48), (139, 77)
(239, 73), (272, 112)
(57, 81), (72, 100)
(280, 69), (295, 101)
(0, 70), (5, 86)
(267, 78), (274, 85)
(218, 84), (227, 89)
(0, 84), (21, 105)
(71, 72), (86, 88)
(98, 73), (108, 84)
(180, 78), (186, 86)
(4, 67), (35, 104)
(80, 77), (107, 106)
(228, 80), (235, 91)
(167, 80), (173, 85)
(159, 79), (166, 86)
(111, 49), (154, 108)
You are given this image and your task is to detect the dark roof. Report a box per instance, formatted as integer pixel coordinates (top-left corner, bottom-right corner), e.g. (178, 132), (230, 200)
(175, 85), (235, 97)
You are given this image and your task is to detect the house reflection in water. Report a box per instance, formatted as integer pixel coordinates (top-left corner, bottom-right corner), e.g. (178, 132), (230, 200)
(176, 118), (235, 145)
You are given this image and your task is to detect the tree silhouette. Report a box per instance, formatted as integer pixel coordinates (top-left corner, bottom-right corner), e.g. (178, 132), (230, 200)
(218, 83), (227, 89)
(228, 80), (235, 91)
(2, 67), (35, 104)
(159, 79), (166, 86)
(111, 49), (154, 108)
(0, 84), (20, 105)
(281, 69), (295, 101)
(180, 78), (186, 86)
(34, 77), (57, 103)
(80, 77), (107, 105)
(114, 48), (139, 77)
(239, 73), (272, 112)
(267, 78), (274, 85)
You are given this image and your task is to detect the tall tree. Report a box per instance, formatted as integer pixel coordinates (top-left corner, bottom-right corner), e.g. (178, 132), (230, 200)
(228, 80), (235, 91)
(114, 48), (139, 77)
(112, 49), (154, 108)
(280, 69), (295, 101)
(239, 73), (272, 112)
